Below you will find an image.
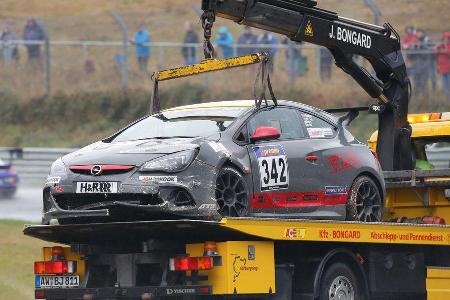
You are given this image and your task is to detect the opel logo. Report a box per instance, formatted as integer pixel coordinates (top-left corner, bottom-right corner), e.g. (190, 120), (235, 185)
(91, 165), (102, 176)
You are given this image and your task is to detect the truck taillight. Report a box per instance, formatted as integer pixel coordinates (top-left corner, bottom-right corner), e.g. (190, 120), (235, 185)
(34, 261), (76, 274)
(169, 257), (213, 271)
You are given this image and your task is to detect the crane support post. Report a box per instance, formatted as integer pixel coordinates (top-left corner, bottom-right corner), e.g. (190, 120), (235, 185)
(201, 0), (412, 171)
(153, 53), (266, 82)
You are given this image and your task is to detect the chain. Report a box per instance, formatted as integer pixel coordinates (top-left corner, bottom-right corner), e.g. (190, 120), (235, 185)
(201, 10), (216, 59)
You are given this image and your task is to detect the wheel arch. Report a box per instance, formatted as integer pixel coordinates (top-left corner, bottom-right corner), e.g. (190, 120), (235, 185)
(313, 248), (370, 300)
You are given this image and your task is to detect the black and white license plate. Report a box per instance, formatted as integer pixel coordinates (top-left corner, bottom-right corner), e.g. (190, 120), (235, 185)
(36, 275), (80, 288)
(76, 182), (118, 193)
(445, 189), (450, 199)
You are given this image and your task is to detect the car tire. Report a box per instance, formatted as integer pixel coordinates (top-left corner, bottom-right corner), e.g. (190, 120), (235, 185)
(319, 262), (365, 300)
(1, 187), (17, 198)
(215, 166), (249, 217)
(347, 175), (383, 222)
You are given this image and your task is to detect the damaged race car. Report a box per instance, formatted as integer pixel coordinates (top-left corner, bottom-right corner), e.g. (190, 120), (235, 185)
(43, 100), (384, 224)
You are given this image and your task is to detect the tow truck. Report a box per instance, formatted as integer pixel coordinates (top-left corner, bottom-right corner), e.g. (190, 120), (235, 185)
(25, 1), (450, 299)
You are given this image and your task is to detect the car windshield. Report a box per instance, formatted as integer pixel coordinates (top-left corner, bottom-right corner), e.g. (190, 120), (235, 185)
(113, 108), (247, 142)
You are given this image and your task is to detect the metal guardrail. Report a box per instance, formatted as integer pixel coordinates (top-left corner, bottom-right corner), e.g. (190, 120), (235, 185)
(0, 146), (449, 183)
(0, 147), (76, 182)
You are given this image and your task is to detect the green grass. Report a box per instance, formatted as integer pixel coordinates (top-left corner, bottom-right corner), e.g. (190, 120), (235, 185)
(0, 220), (54, 300)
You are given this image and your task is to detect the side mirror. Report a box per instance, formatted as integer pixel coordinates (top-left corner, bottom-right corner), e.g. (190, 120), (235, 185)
(251, 126), (281, 143)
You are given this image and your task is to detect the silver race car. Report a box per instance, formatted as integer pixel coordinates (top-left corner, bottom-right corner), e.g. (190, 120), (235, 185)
(43, 100), (384, 224)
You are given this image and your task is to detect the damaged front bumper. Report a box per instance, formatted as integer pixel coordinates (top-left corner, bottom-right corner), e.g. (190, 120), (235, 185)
(42, 160), (221, 224)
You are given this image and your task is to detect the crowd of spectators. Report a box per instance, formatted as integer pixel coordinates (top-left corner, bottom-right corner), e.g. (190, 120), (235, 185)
(402, 26), (450, 98)
(1, 19), (449, 98)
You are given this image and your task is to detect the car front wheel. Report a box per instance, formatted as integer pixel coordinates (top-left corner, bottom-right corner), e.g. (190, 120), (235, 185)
(215, 166), (249, 217)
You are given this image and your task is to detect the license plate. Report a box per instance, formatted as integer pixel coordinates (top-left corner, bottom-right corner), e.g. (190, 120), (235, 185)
(76, 182), (118, 193)
(445, 189), (450, 199)
(36, 275), (80, 288)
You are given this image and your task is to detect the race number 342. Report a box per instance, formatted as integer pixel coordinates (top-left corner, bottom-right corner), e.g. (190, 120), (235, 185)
(254, 145), (289, 191)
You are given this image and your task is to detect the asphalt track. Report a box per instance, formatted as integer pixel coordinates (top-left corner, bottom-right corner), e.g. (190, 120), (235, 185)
(0, 184), (42, 222)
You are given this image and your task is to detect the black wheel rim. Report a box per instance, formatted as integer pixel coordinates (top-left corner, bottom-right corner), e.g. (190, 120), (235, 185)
(215, 171), (249, 217)
(355, 181), (382, 222)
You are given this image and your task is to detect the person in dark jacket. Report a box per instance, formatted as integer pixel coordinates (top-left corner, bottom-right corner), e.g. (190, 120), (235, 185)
(237, 26), (257, 56)
(23, 18), (45, 60)
(410, 29), (432, 96)
(182, 22), (199, 65)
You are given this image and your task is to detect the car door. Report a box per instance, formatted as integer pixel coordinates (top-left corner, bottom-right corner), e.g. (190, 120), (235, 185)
(245, 106), (316, 214)
(300, 111), (350, 199)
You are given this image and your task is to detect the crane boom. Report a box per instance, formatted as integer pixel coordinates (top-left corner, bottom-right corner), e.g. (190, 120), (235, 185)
(201, 0), (413, 171)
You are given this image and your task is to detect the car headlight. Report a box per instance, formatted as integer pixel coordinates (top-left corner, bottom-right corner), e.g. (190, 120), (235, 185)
(141, 149), (198, 173)
(50, 158), (67, 175)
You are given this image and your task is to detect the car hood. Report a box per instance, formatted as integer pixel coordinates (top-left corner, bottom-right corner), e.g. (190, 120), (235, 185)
(62, 138), (202, 166)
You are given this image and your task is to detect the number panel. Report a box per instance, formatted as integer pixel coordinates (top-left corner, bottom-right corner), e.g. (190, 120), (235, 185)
(254, 145), (289, 191)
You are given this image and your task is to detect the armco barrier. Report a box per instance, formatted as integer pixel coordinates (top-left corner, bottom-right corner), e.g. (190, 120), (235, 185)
(0, 147), (76, 182)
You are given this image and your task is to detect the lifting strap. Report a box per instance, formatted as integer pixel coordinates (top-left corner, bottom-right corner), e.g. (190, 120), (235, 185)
(253, 53), (277, 108)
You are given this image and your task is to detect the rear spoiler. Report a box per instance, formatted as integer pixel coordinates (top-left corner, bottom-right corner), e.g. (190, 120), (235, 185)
(325, 106), (370, 127)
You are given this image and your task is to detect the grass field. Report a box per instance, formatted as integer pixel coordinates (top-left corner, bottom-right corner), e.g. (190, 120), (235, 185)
(0, 220), (53, 300)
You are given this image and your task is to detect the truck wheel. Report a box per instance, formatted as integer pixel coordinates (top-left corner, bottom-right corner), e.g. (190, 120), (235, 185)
(215, 167), (249, 217)
(347, 176), (383, 222)
(319, 262), (364, 300)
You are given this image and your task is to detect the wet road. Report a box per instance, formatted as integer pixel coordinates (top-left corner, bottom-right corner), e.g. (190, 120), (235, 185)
(0, 185), (42, 222)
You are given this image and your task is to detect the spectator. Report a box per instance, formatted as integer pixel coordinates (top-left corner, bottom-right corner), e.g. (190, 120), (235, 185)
(283, 38), (307, 77)
(214, 26), (234, 58)
(410, 29), (431, 95)
(319, 47), (333, 81)
(1, 24), (19, 63)
(257, 32), (279, 73)
(237, 26), (257, 56)
(131, 25), (151, 72)
(182, 21), (199, 65)
(436, 32), (450, 98)
(402, 26), (418, 76)
(23, 18), (45, 60)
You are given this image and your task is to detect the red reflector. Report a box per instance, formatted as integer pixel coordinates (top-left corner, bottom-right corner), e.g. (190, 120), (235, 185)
(34, 261), (75, 274)
(35, 290), (46, 299)
(198, 287), (210, 294)
(169, 257), (213, 271)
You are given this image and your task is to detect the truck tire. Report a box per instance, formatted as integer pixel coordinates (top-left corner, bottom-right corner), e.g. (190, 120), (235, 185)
(215, 166), (249, 217)
(347, 175), (383, 222)
(319, 262), (364, 300)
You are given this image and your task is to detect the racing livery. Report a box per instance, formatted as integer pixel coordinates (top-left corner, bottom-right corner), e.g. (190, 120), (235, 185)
(42, 100), (384, 224)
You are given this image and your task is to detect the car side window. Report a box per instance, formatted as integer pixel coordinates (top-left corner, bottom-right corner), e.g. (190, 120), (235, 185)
(301, 113), (337, 139)
(248, 108), (306, 140)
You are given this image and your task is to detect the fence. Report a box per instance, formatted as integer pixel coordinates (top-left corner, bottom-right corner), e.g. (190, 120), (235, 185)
(1, 146), (449, 183)
(0, 39), (445, 99)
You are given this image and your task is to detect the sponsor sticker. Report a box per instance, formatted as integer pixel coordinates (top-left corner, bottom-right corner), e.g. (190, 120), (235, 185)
(325, 186), (348, 195)
(307, 128), (325, 138)
(253, 145), (289, 191)
(198, 203), (217, 210)
(285, 228), (306, 239)
(46, 176), (61, 185)
(208, 141), (230, 155)
(139, 176), (177, 183)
